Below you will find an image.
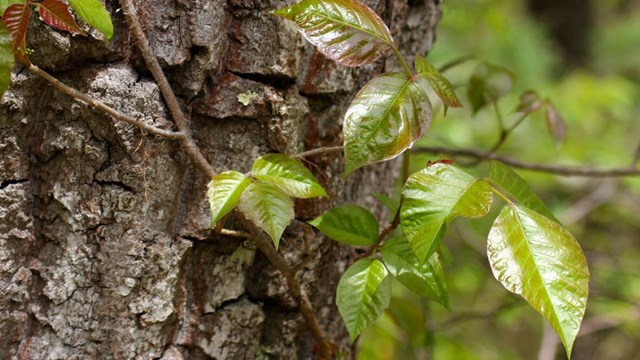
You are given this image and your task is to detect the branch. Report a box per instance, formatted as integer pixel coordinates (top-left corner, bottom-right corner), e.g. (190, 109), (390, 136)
(118, 1), (333, 357)
(414, 146), (640, 177)
(25, 64), (185, 140)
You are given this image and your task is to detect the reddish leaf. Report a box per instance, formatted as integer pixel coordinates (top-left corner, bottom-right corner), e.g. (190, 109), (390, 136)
(515, 90), (545, 114)
(427, 159), (455, 167)
(2, 3), (31, 53)
(545, 104), (566, 148)
(39, 0), (85, 35)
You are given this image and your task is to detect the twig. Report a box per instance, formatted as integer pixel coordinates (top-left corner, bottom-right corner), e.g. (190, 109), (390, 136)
(292, 146), (343, 158)
(25, 64), (185, 140)
(118, 1), (333, 357)
(413, 146), (640, 177)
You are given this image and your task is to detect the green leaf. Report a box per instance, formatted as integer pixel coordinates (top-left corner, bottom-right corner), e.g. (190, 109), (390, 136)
(0, 0), (22, 13)
(344, 73), (432, 175)
(487, 161), (558, 222)
(381, 236), (449, 309)
(67, 0), (113, 40)
(237, 180), (294, 248)
(372, 192), (399, 214)
(207, 171), (251, 227)
(401, 164), (493, 262)
(487, 204), (589, 357)
(0, 23), (14, 97)
(271, 0), (393, 67)
(337, 259), (391, 342)
(309, 205), (378, 246)
(252, 154), (327, 199)
(415, 55), (462, 116)
(467, 62), (514, 115)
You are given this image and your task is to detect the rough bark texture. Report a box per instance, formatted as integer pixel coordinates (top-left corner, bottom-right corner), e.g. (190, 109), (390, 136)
(0, 0), (441, 358)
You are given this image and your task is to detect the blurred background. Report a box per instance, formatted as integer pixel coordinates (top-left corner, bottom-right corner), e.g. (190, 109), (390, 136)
(360, 0), (640, 358)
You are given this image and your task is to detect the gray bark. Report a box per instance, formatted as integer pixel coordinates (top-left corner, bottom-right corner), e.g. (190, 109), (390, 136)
(0, 0), (441, 358)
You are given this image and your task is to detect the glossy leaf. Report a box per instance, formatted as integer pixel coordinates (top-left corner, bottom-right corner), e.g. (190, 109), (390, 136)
(237, 181), (294, 248)
(252, 154), (327, 199)
(415, 55), (462, 116)
(337, 259), (391, 342)
(344, 73), (432, 175)
(487, 204), (589, 357)
(487, 161), (557, 222)
(2, 3), (30, 52)
(0, 23), (14, 96)
(67, 0), (113, 39)
(401, 164), (493, 262)
(39, 0), (85, 35)
(272, 0), (393, 67)
(207, 171), (251, 227)
(545, 104), (566, 148)
(467, 62), (514, 115)
(309, 205), (378, 246)
(381, 236), (449, 309)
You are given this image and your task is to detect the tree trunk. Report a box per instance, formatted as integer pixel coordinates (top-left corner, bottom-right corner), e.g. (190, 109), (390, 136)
(0, 0), (441, 358)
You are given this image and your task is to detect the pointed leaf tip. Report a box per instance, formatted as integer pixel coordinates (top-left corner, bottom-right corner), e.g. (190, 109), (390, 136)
(207, 171), (251, 227)
(252, 154), (327, 199)
(309, 205), (378, 246)
(415, 55), (462, 111)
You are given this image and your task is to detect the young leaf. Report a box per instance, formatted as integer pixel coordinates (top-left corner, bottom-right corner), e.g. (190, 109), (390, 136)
(415, 55), (462, 115)
(545, 104), (566, 148)
(336, 259), (391, 342)
(401, 164), (493, 262)
(207, 171), (251, 227)
(487, 161), (557, 222)
(252, 154), (327, 199)
(67, 0), (113, 40)
(514, 90), (544, 115)
(344, 73), (432, 175)
(237, 181), (294, 248)
(38, 0), (85, 35)
(2, 3), (30, 52)
(309, 205), (378, 246)
(0, 23), (14, 96)
(487, 204), (589, 358)
(381, 236), (449, 309)
(272, 0), (393, 67)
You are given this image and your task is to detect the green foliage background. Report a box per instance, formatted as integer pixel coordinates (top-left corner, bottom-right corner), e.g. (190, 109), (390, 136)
(360, 0), (640, 358)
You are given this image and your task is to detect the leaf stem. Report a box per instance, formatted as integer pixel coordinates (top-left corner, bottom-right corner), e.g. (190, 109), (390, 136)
(490, 184), (513, 204)
(392, 45), (413, 77)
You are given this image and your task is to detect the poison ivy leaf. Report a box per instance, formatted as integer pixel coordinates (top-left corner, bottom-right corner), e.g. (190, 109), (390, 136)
(0, 24), (14, 96)
(237, 180), (294, 248)
(2, 3), (30, 52)
(401, 164), (493, 262)
(39, 0), (85, 35)
(67, 0), (113, 40)
(415, 55), (462, 116)
(487, 161), (557, 222)
(207, 171), (251, 227)
(337, 259), (391, 342)
(344, 73), (432, 175)
(545, 104), (566, 148)
(515, 90), (545, 115)
(309, 205), (378, 246)
(467, 62), (514, 115)
(252, 154), (327, 199)
(272, 0), (393, 67)
(487, 204), (589, 358)
(381, 236), (449, 309)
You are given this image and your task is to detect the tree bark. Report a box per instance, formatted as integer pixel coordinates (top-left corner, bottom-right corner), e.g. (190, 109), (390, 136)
(0, 0), (441, 358)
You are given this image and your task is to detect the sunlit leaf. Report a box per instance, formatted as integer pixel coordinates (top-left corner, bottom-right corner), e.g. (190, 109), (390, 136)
(337, 259), (391, 342)
(344, 73), (432, 175)
(272, 0), (393, 67)
(487, 161), (557, 222)
(237, 180), (294, 248)
(2, 3), (30, 52)
(39, 0), (85, 35)
(207, 171), (251, 227)
(252, 154), (327, 199)
(0, 23), (14, 96)
(415, 55), (462, 116)
(381, 236), (449, 309)
(309, 205), (378, 246)
(545, 104), (566, 148)
(67, 0), (113, 39)
(467, 62), (514, 115)
(487, 204), (589, 357)
(401, 164), (493, 262)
